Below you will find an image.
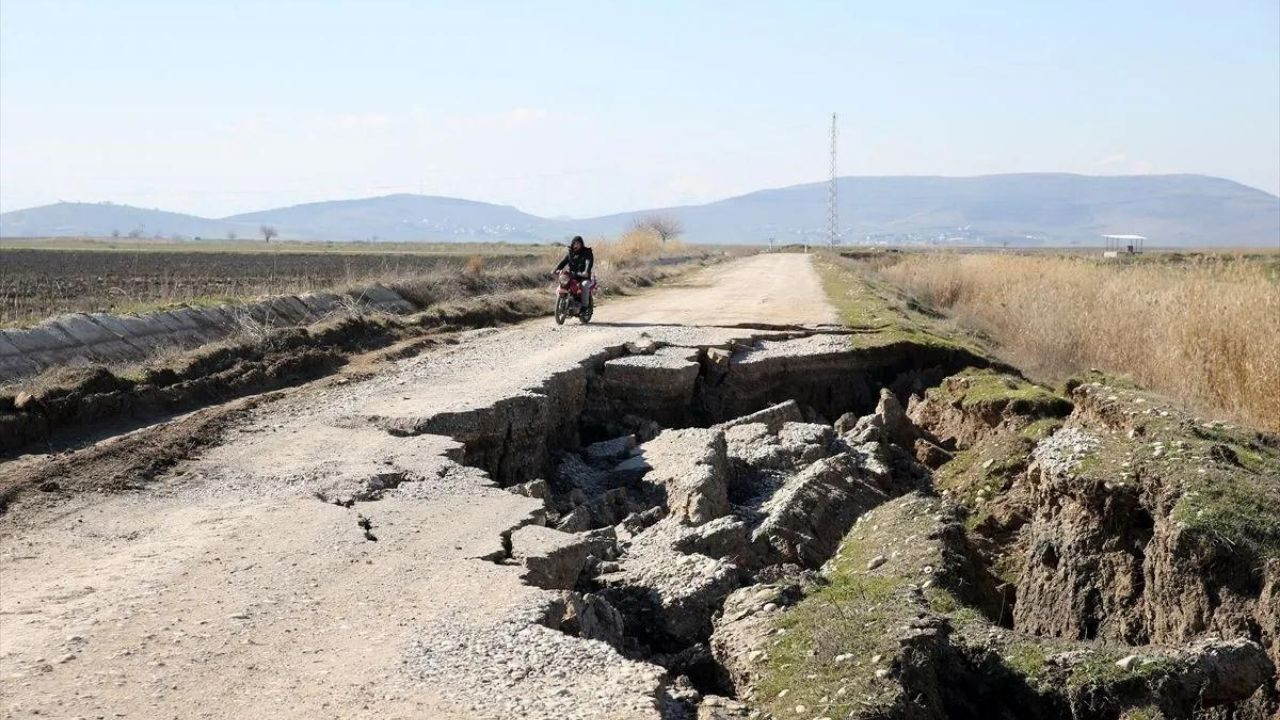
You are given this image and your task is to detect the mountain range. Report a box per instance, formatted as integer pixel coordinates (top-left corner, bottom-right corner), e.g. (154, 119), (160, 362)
(2, 173), (1277, 247)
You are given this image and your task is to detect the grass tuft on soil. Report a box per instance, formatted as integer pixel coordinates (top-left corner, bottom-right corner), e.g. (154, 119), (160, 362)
(757, 495), (961, 718)
(928, 367), (1073, 417)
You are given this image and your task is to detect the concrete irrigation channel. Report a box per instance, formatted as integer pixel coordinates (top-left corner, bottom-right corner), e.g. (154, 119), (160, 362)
(0, 254), (1275, 719)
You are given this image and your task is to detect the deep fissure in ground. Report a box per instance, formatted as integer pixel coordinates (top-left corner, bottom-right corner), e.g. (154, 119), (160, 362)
(392, 329), (1274, 719)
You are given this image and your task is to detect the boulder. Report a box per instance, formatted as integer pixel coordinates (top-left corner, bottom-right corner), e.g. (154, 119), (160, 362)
(583, 435), (638, 467)
(751, 452), (888, 567)
(639, 428), (730, 525)
(560, 592), (626, 646)
(713, 399), (805, 433)
(555, 488), (631, 533)
(596, 541), (741, 647)
(510, 478), (549, 499)
(509, 525), (595, 590)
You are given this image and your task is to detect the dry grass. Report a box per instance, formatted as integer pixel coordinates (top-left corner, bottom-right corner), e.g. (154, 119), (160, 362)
(877, 253), (1280, 432)
(594, 228), (685, 270)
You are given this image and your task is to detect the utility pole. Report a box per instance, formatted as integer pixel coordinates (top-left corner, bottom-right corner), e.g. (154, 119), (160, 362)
(827, 113), (839, 247)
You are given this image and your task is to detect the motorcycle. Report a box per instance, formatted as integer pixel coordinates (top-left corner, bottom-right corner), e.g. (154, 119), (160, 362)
(553, 270), (596, 325)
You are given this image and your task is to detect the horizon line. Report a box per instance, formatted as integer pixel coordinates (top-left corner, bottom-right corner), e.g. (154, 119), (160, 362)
(2, 170), (1277, 220)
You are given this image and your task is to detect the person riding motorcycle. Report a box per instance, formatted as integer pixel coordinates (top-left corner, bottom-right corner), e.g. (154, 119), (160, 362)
(553, 236), (595, 300)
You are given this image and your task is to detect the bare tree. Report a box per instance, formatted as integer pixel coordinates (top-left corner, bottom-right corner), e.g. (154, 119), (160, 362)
(260, 225), (278, 243)
(227, 230), (238, 241)
(631, 214), (683, 243)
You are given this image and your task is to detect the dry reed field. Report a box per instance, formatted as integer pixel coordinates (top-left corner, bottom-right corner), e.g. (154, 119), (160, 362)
(876, 251), (1280, 432)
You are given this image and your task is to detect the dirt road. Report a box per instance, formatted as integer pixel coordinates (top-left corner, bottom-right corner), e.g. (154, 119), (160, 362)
(0, 253), (837, 720)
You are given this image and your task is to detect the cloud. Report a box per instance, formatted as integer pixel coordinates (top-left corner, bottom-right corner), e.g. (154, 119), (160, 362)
(1095, 153), (1154, 174)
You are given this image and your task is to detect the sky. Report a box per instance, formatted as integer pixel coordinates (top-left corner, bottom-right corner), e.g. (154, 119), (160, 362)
(1, 0), (1277, 218)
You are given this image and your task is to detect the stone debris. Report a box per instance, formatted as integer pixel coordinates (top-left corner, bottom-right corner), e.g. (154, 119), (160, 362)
(584, 435), (639, 466)
(751, 453), (888, 568)
(1032, 427), (1101, 476)
(714, 399), (806, 433)
(638, 427), (731, 525)
(510, 525), (597, 590)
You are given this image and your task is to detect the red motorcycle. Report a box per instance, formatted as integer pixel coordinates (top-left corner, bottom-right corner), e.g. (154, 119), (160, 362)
(554, 270), (596, 324)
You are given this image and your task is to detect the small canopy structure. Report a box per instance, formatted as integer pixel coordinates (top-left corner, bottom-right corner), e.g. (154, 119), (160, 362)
(1102, 234), (1146, 254)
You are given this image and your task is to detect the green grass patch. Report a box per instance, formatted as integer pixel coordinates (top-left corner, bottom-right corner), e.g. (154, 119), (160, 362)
(1173, 467), (1280, 561)
(930, 367), (1072, 416)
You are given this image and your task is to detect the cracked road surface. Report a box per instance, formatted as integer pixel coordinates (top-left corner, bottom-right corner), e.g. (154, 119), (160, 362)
(0, 253), (837, 719)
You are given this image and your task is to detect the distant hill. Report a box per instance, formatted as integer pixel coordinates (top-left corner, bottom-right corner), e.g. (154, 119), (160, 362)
(223, 194), (557, 242)
(3, 174), (1277, 246)
(574, 174), (1280, 246)
(0, 202), (245, 240)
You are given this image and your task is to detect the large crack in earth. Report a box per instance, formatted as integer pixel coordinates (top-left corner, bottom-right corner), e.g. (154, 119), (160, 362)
(6, 257), (1274, 720)
(266, 325), (1274, 719)
(344, 326), (997, 717)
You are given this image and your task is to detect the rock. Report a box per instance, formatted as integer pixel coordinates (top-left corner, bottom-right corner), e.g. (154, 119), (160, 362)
(1115, 654), (1141, 671)
(621, 414), (664, 443)
(724, 420), (840, 489)
(833, 411), (860, 435)
(667, 516), (754, 564)
(509, 525), (595, 590)
(510, 478), (549, 500)
(554, 488), (631, 533)
(555, 454), (612, 497)
(565, 593), (625, 646)
(625, 337), (658, 355)
(715, 399), (805, 433)
(845, 413), (884, 444)
(1170, 637), (1273, 707)
(597, 541), (740, 647)
(696, 694), (752, 719)
(582, 435), (638, 466)
(777, 422), (837, 464)
(875, 389), (917, 448)
(752, 453), (889, 567)
(611, 454), (653, 483)
(867, 555), (887, 571)
(913, 438), (953, 468)
(638, 428), (730, 525)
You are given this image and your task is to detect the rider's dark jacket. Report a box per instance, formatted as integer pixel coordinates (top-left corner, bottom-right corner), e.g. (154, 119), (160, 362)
(555, 247), (594, 277)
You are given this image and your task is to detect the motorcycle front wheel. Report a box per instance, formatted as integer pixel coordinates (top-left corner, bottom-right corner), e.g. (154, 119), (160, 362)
(554, 296), (568, 325)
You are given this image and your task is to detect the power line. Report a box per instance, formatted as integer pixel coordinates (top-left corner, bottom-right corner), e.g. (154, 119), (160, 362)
(827, 112), (839, 247)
